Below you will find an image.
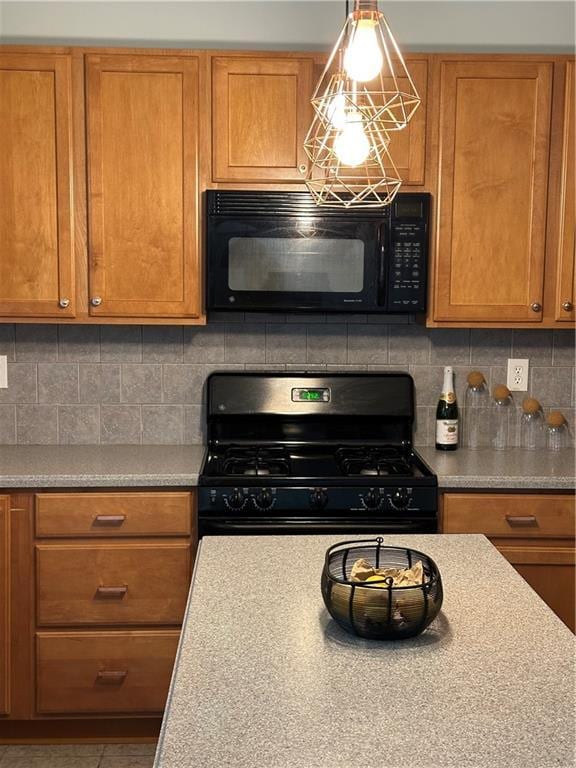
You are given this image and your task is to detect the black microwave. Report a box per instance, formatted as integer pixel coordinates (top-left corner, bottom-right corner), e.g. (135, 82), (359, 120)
(206, 191), (430, 314)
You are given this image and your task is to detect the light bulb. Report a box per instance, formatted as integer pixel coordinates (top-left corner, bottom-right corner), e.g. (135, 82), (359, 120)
(343, 19), (383, 82)
(333, 116), (370, 167)
(325, 93), (347, 130)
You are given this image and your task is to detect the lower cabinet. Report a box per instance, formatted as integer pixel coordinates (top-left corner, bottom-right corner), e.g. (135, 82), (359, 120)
(0, 489), (196, 731)
(442, 492), (575, 631)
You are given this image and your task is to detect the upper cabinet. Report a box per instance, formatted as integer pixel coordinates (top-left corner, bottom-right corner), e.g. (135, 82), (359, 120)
(554, 60), (575, 323)
(85, 54), (202, 319)
(0, 53), (75, 318)
(211, 56), (314, 184)
(432, 59), (553, 324)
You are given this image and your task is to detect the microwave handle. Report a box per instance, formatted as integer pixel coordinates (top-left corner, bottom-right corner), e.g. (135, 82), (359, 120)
(378, 222), (388, 308)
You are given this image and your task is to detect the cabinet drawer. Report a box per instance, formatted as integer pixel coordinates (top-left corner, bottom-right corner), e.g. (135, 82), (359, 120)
(36, 631), (179, 714)
(442, 494), (575, 537)
(37, 543), (190, 626)
(36, 492), (192, 537)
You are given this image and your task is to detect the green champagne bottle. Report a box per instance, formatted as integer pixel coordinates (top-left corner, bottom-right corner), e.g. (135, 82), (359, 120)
(436, 366), (459, 451)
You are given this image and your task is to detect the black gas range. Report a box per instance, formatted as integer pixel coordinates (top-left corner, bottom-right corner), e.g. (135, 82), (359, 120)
(198, 372), (438, 535)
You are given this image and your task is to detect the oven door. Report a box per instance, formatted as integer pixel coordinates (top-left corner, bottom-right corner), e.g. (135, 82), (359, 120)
(207, 217), (384, 312)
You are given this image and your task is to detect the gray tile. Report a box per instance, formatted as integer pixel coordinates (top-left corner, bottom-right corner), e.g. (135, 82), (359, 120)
(58, 405), (100, 444)
(183, 405), (204, 444)
(79, 364), (121, 403)
(429, 329), (470, 365)
(552, 329), (575, 366)
(15, 324), (58, 361)
(367, 314), (410, 324)
(3, 744), (105, 757)
(470, 329), (512, 365)
(16, 404), (58, 444)
(306, 324), (347, 364)
(0, 405), (16, 443)
(286, 313), (326, 324)
(0, 325), (15, 360)
(414, 406), (431, 446)
(265, 324), (306, 364)
(326, 313), (367, 324)
(409, 365), (445, 407)
(0, 363), (37, 404)
(285, 363), (327, 371)
(347, 325), (388, 365)
(183, 325), (225, 364)
(207, 311), (245, 323)
(100, 405), (141, 444)
(489, 365), (509, 395)
(142, 326), (183, 363)
(326, 365), (368, 371)
(101, 326), (142, 362)
(120, 365), (162, 403)
(58, 326), (101, 362)
(224, 323), (266, 363)
(142, 405), (184, 444)
(102, 744), (157, 756)
(38, 363), (79, 404)
(245, 364), (286, 371)
(512, 329), (553, 366)
(244, 312), (286, 323)
(531, 366), (574, 408)
(388, 325), (430, 365)
(99, 757), (155, 768)
(366, 364), (401, 372)
(162, 365), (205, 404)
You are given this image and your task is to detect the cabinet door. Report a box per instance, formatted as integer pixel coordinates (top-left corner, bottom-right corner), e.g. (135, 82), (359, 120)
(0, 54), (75, 318)
(86, 55), (201, 318)
(212, 56), (313, 183)
(555, 60), (575, 323)
(385, 58), (428, 185)
(434, 60), (553, 322)
(0, 496), (9, 715)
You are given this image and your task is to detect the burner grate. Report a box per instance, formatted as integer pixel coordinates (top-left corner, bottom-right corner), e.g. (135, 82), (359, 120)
(336, 446), (413, 477)
(221, 446), (290, 477)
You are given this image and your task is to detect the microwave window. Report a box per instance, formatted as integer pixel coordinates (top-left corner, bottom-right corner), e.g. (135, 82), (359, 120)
(228, 237), (365, 293)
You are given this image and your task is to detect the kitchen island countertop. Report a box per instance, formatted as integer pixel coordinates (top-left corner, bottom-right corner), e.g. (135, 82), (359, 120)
(0, 445), (573, 489)
(155, 534), (575, 768)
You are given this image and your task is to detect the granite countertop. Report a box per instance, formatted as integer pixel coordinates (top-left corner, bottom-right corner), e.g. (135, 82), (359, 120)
(155, 534), (575, 768)
(0, 445), (573, 489)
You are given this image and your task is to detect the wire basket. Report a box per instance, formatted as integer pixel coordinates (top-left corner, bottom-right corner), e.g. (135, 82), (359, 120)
(321, 538), (443, 640)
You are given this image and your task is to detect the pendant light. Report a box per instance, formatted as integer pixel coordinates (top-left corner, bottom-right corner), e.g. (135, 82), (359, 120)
(304, 0), (420, 208)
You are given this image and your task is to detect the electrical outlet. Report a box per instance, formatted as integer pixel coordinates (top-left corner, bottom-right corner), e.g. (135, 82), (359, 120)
(0, 356), (6, 389)
(507, 358), (529, 391)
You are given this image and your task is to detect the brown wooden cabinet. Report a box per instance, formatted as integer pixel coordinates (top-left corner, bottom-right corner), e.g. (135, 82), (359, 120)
(554, 60), (575, 323)
(432, 59), (553, 324)
(211, 55), (314, 184)
(441, 492), (576, 631)
(0, 496), (9, 715)
(86, 54), (203, 319)
(0, 52), (75, 319)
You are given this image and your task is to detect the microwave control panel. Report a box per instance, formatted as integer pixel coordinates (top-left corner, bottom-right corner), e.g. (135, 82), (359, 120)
(387, 220), (428, 312)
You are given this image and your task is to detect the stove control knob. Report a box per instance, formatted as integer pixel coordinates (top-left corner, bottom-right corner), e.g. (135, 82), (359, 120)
(254, 489), (274, 510)
(390, 487), (410, 510)
(226, 488), (247, 510)
(309, 488), (328, 509)
(362, 489), (382, 509)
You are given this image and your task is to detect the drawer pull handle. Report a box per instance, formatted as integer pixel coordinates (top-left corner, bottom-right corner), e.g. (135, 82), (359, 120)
(505, 515), (538, 527)
(93, 514), (126, 527)
(96, 670), (127, 685)
(95, 585), (128, 599)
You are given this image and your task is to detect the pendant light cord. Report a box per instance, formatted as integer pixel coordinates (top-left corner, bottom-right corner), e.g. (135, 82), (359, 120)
(345, 0), (349, 18)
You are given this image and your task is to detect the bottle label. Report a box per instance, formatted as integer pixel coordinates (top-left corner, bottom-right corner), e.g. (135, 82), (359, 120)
(439, 392), (456, 404)
(436, 419), (458, 444)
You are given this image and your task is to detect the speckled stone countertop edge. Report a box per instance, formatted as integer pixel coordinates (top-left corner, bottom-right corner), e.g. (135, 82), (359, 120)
(0, 474), (200, 488)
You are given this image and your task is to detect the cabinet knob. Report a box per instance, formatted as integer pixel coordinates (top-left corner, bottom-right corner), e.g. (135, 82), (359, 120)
(58, 298), (70, 309)
(562, 301), (573, 312)
(298, 163), (308, 174)
(90, 296), (102, 307)
(530, 302), (542, 312)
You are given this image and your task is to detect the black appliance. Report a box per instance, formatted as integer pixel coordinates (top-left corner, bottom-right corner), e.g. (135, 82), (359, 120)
(206, 191), (430, 314)
(198, 372), (438, 536)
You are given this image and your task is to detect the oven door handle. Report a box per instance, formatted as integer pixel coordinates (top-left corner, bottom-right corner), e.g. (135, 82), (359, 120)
(199, 517), (436, 534)
(378, 221), (388, 308)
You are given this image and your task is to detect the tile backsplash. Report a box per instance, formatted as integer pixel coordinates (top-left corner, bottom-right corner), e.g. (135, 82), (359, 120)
(0, 317), (573, 446)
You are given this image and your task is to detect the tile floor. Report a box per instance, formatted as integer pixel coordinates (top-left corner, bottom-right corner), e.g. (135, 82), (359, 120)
(0, 743), (156, 768)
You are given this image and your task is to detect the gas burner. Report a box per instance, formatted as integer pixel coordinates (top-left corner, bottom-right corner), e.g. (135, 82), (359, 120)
(336, 447), (413, 477)
(221, 446), (290, 477)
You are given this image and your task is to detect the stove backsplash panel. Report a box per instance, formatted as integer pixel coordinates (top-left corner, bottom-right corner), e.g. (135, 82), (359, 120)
(0, 318), (573, 446)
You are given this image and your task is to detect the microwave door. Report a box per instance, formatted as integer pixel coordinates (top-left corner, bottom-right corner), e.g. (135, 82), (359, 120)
(208, 219), (381, 312)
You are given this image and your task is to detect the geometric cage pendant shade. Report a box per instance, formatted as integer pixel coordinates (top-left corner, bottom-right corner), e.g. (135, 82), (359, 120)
(304, 0), (420, 208)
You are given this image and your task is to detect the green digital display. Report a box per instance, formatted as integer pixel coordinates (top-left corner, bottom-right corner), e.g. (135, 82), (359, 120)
(292, 387), (330, 403)
(302, 390), (321, 401)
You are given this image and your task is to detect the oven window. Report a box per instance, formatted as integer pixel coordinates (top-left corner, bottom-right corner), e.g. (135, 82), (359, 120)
(228, 237), (365, 292)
